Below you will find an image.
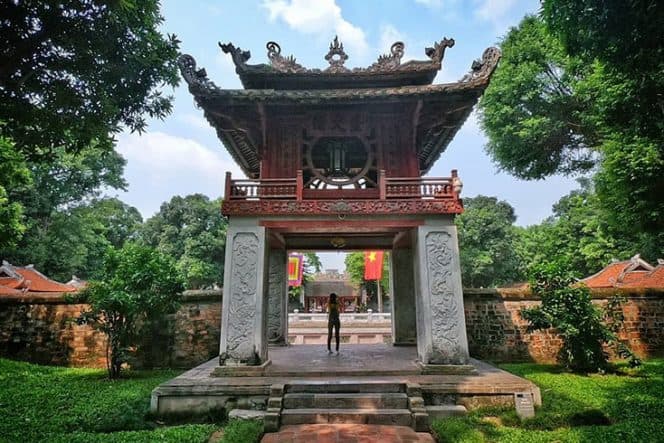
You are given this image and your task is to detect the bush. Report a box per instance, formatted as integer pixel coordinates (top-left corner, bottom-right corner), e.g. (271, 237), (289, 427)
(77, 244), (185, 378)
(521, 261), (639, 372)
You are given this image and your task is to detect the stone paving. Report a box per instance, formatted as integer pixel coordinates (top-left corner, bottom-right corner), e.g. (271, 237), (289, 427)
(260, 424), (435, 443)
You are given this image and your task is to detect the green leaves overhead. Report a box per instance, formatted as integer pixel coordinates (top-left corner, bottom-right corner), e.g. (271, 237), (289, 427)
(0, 0), (180, 159)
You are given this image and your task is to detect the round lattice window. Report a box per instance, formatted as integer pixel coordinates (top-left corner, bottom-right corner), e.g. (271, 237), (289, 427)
(303, 136), (375, 188)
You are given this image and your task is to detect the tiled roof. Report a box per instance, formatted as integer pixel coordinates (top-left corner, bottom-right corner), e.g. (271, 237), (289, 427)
(0, 285), (23, 295)
(0, 261), (77, 293)
(581, 255), (663, 289)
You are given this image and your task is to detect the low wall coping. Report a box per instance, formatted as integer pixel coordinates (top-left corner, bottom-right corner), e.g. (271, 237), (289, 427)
(0, 289), (223, 305)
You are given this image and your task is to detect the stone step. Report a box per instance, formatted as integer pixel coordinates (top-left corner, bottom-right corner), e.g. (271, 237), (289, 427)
(280, 408), (413, 426)
(426, 404), (468, 421)
(285, 382), (406, 394)
(283, 392), (409, 410)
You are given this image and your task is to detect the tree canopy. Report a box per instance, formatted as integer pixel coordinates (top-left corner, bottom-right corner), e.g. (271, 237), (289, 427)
(0, 0), (180, 159)
(139, 194), (226, 290)
(0, 133), (31, 250)
(456, 196), (523, 288)
(479, 10), (664, 237)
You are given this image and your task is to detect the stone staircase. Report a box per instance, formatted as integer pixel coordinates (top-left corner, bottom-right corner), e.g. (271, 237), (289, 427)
(265, 381), (461, 432)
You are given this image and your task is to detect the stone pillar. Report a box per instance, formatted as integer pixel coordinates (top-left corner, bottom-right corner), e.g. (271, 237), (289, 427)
(267, 248), (288, 346)
(390, 248), (417, 345)
(219, 222), (269, 366)
(412, 223), (469, 365)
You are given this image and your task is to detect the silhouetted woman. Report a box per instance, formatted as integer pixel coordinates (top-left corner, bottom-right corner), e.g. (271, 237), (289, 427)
(327, 292), (340, 354)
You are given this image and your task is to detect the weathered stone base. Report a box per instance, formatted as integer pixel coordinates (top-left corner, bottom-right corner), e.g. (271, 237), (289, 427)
(151, 345), (541, 426)
(417, 362), (478, 375)
(212, 360), (271, 377)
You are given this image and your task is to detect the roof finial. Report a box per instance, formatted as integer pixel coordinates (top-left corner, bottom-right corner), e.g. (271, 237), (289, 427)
(325, 36), (349, 73)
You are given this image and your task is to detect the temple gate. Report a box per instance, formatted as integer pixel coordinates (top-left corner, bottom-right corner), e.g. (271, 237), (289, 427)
(179, 36), (501, 370)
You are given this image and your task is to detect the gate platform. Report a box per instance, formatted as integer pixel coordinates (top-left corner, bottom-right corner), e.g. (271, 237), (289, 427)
(151, 344), (540, 425)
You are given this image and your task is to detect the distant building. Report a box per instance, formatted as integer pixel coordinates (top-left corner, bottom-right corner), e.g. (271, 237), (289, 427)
(304, 270), (360, 312)
(581, 254), (664, 289)
(0, 261), (79, 294)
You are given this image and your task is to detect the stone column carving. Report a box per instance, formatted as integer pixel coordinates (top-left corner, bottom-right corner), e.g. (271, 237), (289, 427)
(219, 224), (269, 366)
(267, 249), (288, 346)
(390, 248), (417, 345)
(413, 224), (469, 365)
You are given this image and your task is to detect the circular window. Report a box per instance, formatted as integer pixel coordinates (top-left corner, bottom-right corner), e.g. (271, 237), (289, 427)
(305, 137), (374, 187)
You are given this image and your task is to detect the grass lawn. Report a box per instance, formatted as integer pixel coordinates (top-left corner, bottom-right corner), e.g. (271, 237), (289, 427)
(432, 359), (664, 443)
(0, 358), (262, 443)
(3, 357), (663, 443)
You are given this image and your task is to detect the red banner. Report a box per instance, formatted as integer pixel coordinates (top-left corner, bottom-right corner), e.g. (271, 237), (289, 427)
(288, 253), (304, 287)
(364, 251), (384, 280)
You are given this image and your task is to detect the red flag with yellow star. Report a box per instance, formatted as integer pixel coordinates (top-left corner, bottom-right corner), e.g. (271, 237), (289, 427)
(364, 251), (384, 280)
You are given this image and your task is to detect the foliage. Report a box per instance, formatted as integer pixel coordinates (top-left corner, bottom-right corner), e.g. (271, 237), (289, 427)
(0, 0), (180, 160)
(0, 358), (217, 442)
(140, 194), (226, 290)
(0, 132), (31, 249)
(219, 419), (263, 443)
(479, 11), (664, 237)
(78, 244), (184, 378)
(344, 251), (390, 307)
(0, 141), (130, 281)
(432, 359), (664, 442)
(304, 252), (323, 273)
(456, 196), (523, 287)
(520, 261), (639, 372)
(514, 180), (662, 279)
(478, 16), (595, 179)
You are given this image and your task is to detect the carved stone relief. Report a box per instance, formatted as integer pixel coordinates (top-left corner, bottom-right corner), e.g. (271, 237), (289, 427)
(221, 232), (260, 365)
(424, 231), (464, 363)
(267, 250), (286, 343)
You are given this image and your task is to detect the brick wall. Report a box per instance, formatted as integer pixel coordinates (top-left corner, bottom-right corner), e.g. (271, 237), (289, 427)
(0, 289), (662, 368)
(0, 291), (221, 369)
(464, 288), (664, 362)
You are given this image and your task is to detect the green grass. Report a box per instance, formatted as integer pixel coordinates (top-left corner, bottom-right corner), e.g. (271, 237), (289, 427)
(0, 358), (263, 443)
(432, 359), (664, 443)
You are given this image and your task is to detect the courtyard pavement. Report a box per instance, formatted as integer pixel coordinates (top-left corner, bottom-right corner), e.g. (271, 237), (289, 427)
(260, 424), (435, 443)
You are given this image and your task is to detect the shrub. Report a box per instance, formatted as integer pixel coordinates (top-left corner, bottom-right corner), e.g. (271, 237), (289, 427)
(521, 261), (639, 372)
(77, 244), (185, 378)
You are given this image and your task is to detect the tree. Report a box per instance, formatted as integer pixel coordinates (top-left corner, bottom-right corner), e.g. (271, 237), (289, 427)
(0, 0), (180, 159)
(0, 133), (31, 249)
(514, 180), (662, 278)
(479, 12), (664, 236)
(77, 244), (184, 378)
(456, 196), (523, 288)
(0, 145), (129, 282)
(140, 194), (226, 289)
(521, 260), (639, 372)
(478, 16), (595, 180)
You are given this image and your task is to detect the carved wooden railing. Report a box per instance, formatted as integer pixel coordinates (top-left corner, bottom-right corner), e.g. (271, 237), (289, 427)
(381, 170), (459, 200)
(225, 171), (302, 200)
(224, 170), (460, 201)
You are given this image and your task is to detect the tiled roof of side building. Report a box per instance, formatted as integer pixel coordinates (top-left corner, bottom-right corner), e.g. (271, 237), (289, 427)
(0, 285), (23, 295)
(580, 261), (630, 288)
(0, 261), (77, 293)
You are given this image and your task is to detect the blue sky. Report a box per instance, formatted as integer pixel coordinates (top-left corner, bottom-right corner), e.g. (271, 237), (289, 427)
(114, 0), (579, 270)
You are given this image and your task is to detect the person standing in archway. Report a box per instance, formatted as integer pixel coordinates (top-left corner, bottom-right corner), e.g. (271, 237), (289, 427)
(327, 293), (340, 354)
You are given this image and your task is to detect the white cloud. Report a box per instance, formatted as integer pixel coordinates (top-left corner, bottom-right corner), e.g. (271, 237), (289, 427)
(115, 131), (245, 217)
(474, 0), (518, 26)
(262, 0), (369, 58)
(378, 24), (405, 55)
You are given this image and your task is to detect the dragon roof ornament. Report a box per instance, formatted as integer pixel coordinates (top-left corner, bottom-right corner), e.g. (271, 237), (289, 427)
(217, 36), (455, 75)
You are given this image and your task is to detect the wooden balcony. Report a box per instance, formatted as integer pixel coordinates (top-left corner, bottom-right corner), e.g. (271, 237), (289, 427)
(222, 170), (464, 216)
